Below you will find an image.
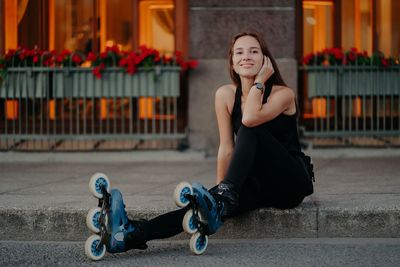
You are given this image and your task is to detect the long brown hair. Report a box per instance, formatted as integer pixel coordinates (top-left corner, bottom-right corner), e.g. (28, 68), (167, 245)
(228, 31), (287, 88)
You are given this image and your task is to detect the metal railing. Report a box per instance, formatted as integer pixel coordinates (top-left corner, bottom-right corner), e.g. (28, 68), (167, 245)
(300, 65), (400, 146)
(0, 66), (186, 151)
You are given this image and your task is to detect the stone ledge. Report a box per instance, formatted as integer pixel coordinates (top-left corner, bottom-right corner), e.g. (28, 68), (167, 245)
(1, 203), (399, 241)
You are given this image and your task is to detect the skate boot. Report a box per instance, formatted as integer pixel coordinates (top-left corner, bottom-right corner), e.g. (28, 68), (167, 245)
(85, 173), (148, 261)
(174, 182), (224, 255)
(210, 181), (239, 218)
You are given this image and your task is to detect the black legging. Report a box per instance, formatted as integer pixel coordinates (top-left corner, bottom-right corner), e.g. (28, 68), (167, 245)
(147, 125), (309, 240)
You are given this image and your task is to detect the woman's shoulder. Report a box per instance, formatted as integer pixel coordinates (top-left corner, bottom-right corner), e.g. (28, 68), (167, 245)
(216, 84), (236, 95)
(271, 85), (297, 115)
(215, 84), (236, 113)
(215, 84), (236, 101)
(271, 85), (295, 99)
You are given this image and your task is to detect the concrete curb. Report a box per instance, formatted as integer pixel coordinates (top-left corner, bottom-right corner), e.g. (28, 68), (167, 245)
(1, 148), (400, 163)
(1, 202), (399, 241)
(0, 150), (208, 163)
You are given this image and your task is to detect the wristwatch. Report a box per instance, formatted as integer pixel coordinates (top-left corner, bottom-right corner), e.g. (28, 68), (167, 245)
(253, 82), (264, 93)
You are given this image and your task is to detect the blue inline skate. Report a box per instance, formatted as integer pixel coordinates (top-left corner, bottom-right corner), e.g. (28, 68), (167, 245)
(174, 182), (224, 255)
(85, 173), (148, 261)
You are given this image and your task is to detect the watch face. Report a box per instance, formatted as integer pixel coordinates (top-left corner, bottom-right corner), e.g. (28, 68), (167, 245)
(255, 83), (263, 90)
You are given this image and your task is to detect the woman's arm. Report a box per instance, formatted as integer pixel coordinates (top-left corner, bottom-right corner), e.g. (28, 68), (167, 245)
(242, 86), (295, 127)
(215, 85), (235, 184)
(242, 56), (295, 127)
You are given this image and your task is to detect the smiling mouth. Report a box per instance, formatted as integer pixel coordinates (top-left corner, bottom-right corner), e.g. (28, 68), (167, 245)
(240, 64), (254, 67)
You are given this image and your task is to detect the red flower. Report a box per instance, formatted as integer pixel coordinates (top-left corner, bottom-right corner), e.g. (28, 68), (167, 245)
(126, 62), (137, 74)
(72, 54), (83, 64)
(87, 52), (97, 61)
(348, 52), (356, 61)
(381, 58), (389, 67)
(106, 45), (120, 54)
(187, 60), (199, 69)
(100, 52), (108, 60)
(92, 63), (105, 79)
(33, 55), (39, 63)
(302, 53), (313, 65)
(332, 48), (343, 60)
(118, 58), (129, 67)
(56, 55), (64, 64)
(174, 51), (183, 57)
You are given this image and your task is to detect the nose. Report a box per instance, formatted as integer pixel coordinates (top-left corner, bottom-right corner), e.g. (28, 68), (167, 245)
(242, 52), (251, 61)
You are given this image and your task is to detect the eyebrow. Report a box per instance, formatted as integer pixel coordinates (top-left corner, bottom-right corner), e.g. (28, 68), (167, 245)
(234, 47), (261, 51)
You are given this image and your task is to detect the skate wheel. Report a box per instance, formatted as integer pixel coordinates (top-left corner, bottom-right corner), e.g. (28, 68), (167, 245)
(86, 207), (102, 233)
(183, 209), (198, 234)
(189, 232), (208, 255)
(89, 173), (110, 199)
(174, 182), (193, 207)
(85, 234), (106, 261)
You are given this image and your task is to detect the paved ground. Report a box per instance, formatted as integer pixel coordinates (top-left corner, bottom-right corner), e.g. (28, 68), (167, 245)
(0, 148), (400, 242)
(1, 238), (400, 267)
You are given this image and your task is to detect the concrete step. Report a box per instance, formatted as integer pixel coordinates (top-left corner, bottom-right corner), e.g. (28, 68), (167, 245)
(1, 195), (400, 241)
(1, 150), (400, 242)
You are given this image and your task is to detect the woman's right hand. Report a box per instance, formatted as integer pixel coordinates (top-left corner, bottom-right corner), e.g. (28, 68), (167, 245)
(255, 55), (274, 84)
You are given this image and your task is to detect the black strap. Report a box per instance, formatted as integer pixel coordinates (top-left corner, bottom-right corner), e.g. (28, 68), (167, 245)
(262, 80), (273, 104)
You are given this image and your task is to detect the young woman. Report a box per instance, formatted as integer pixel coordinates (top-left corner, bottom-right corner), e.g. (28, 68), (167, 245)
(212, 31), (313, 216)
(88, 31), (314, 255)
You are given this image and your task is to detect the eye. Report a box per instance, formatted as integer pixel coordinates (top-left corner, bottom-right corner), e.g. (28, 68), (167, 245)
(251, 50), (259, 54)
(234, 51), (243, 55)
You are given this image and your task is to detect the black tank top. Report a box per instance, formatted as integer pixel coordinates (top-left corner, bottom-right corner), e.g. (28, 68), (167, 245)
(231, 81), (302, 154)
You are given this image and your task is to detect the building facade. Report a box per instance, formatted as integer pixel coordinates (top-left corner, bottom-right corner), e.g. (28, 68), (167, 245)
(1, 0), (399, 152)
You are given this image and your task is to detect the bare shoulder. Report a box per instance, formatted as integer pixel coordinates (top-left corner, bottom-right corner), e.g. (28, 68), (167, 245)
(271, 85), (297, 114)
(215, 84), (236, 113)
(271, 85), (295, 100)
(215, 84), (236, 103)
(216, 84), (236, 98)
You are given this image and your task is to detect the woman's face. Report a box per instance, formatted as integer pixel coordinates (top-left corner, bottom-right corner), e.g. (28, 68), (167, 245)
(231, 35), (264, 78)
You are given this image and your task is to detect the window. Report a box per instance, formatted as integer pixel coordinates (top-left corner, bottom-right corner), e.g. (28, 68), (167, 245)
(303, 1), (334, 55)
(302, 1), (335, 119)
(376, 0), (400, 57)
(341, 0), (373, 54)
(3, 0), (184, 55)
(301, 0), (400, 120)
(51, 0), (95, 53)
(139, 0), (174, 54)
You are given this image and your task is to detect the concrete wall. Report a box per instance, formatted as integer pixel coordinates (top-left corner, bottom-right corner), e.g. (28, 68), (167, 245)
(188, 0), (297, 154)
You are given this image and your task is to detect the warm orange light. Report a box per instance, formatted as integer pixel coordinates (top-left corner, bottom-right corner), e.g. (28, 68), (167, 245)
(353, 97), (362, 117)
(6, 100), (18, 120)
(312, 98), (327, 118)
(100, 98), (108, 119)
(5, 0), (18, 50)
(49, 0), (55, 50)
(139, 97), (154, 119)
(48, 100), (56, 120)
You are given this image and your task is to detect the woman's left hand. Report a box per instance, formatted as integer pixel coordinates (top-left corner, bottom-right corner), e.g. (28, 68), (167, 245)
(255, 55), (274, 84)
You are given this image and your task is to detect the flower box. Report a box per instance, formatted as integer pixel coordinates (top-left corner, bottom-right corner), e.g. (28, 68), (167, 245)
(306, 67), (400, 98)
(53, 66), (181, 98)
(0, 68), (48, 98)
(306, 69), (338, 98)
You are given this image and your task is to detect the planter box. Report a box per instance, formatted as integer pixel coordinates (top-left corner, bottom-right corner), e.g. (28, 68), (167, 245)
(341, 70), (399, 96)
(306, 67), (400, 98)
(53, 67), (181, 98)
(306, 70), (338, 98)
(0, 66), (181, 99)
(0, 70), (48, 98)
